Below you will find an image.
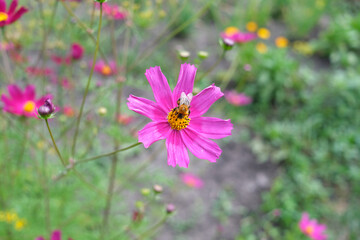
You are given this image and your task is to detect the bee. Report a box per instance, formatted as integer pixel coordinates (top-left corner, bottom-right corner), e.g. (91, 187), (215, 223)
(175, 92), (193, 119)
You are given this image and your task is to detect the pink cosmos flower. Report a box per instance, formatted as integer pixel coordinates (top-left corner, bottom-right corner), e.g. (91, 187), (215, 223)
(117, 114), (134, 125)
(70, 43), (83, 60)
(63, 105), (75, 117)
(0, 0), (28, 27)
(1, 84), (52, 118)
(180, 173), (204, 188)
(220, 26), (257, 44)
(95, 2), (127, 20)
(127, 63), (233, 168)
(299, 212), (327, 240)
(36, 230), (72, 240)
(225, 91), (252, 106)
(26, 66), (53, 77)
(94, 60), (117, 76)
(0, 41), (14, 51)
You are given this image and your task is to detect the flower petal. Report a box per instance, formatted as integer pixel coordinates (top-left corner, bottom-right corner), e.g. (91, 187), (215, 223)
(51, 230), (61, 240)
(8, 6), (28, 24)
(138, 121), (171, 148)
(127, 95), (167, 121)
(190, 84), (223, 117)
(8, 0), (18, 15)
(0, 0), (6, 12)
(181, 128), (222, 162)
(189, 117), (233, 139)
(172, 63), (197, 105)
(166, 130), (189, 168)
(24, 85), (35, 100)
(8, 84), (24, 100)
(145, 66), (173, 112)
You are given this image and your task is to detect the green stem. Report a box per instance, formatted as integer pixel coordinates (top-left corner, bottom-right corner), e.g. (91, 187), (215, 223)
(60, 0), (108, 63)
(71, 3), (103, 156)
(41, 150), (51, 235)
(196, 50), (225, 82)
(52, 142), (141, 181)
(45, 119), (66, 167)
(220, 52), (240, 90)
(137, 215), (169, 240)
(128, 0), (214, 71)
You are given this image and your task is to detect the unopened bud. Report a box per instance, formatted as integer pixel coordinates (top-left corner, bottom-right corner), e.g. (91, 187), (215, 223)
(97, 107), (107, 116)
(38, 98), (56, 119)
(141, 188), (151, 196)
(220, 38), (234, 51)
(153, 184), (163, 194)
(166, 204), (175, 214)
(197, 51), (209, 59)
(178, 50), (190, 61)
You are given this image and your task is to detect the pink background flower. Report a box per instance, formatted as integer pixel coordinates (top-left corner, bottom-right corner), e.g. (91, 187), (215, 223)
(93, 60), (117, 76)
(180, 173), (204, 188)
(1, 84), (52, 118)
(0, 0), (28, 27)
(299, 212), (327, 240)
(225, 90), (252, 106)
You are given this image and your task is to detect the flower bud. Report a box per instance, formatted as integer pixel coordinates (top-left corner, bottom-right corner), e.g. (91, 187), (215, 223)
(38, 99), (56, 119)
(166, 204), (175, 214)
(141, 188), (151, 196)
(220, 38), (234, 51)
(197, 51), (209, 60)
(153, 184), (163, 194)
(70, 43), (84, 60)
(178, 50), (190, 61)
(97, 107), (107, 116)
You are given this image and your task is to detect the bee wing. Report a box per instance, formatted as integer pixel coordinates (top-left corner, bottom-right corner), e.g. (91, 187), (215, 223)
(187, 93), (193, 103)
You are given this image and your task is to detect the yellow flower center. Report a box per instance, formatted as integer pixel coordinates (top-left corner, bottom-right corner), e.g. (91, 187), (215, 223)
(225, 26), (239, 36)
(257, 28), (271, 39)
(305, 225), (314, 235)
(15, 219), (26, 230)
(256, 42), (268, 54)
(167, 107), (190, 130)
(275, 36), (289, 48)
(23, 101), (35, 113)
(246, 21), (258, 32)
(0, 12), (8, 22)
(101, 65), (112, 75)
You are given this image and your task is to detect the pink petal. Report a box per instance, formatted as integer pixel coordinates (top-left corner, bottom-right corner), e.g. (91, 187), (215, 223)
(190, 84), (223, 118)
(181, 128), (222, 162)
(299, 212), (310, 231)
(166, 130), (189, 168)
(8, 6), (28, 24)
(8, 84), (24, 100)
(35, 237), (45, 240)
(0, 0), (6, 12)
(24, 85), (36, 100)
(138, 121), (171, 148)
(189, 117), (233, 139)
(144, 66), (173, 112)
(127, 95), (167, 121)
(8, 0), (18, 15)
(172, 63), (197, 105)
(51, 230), (61, 240)
(36, 95), (52, 108)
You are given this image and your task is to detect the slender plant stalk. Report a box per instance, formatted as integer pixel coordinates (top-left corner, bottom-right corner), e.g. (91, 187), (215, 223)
(41, 150), (51, 235)
(0, 30), (14, 82)
(45, 119), (66, 167)
(71, 3), (103, 156)
(60, 0), (108, 63)
(128, 0), (215, 72)
(196, 50), (225, 82)
(220, 52), (240, 90)
(137, 215), (169, 240)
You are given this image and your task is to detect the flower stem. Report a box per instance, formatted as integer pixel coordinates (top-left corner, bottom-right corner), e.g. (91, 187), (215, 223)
(45, 119), (66, 167)
(137, 214), (169, 240)
(196, 50), (225, 82)
(71, 3), (103, 157)
(60, 1), (108, 63)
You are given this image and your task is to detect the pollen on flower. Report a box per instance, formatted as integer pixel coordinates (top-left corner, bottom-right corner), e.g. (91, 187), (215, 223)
(23, 101), (35, 113)
(102, 65), (112, 75)
(167, 108), (190, 130)
(305, 225), (314, 235)
(0, 12), (8, 22)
